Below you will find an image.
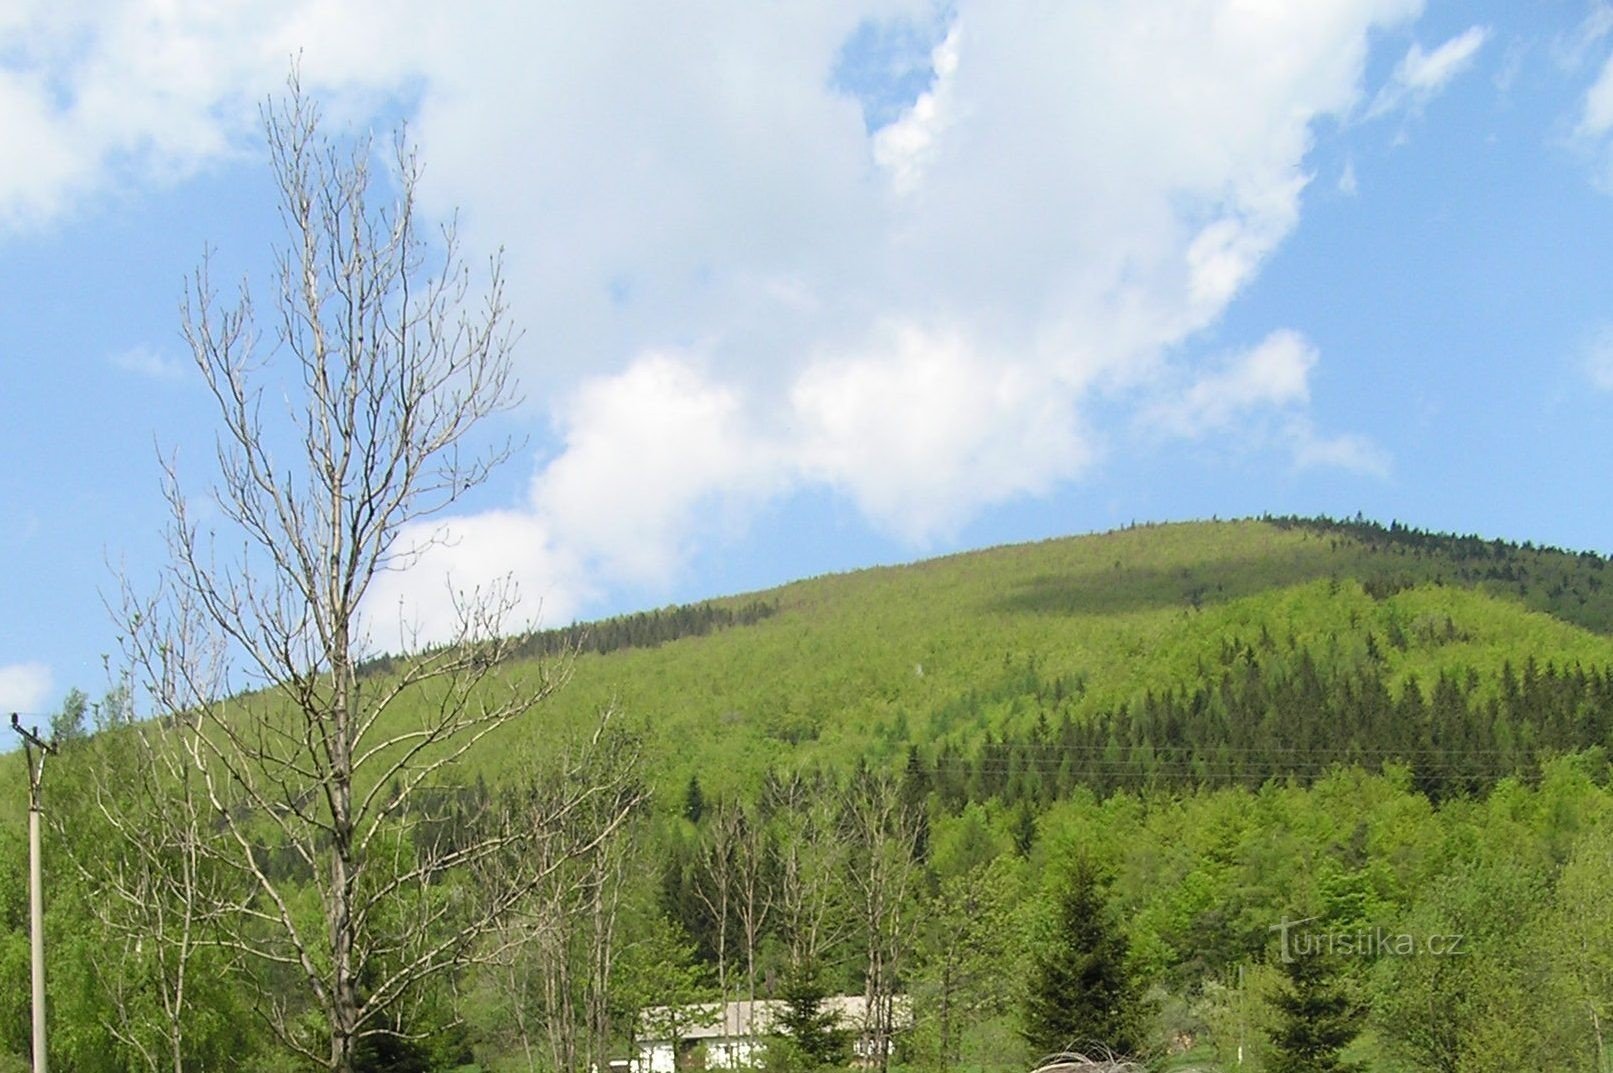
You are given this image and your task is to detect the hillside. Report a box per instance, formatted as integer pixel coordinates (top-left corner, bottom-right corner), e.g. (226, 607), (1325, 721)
(469, 516), (1613, 800)
(8, 515), (1613, 1073)
(9, 516), (1613, 817)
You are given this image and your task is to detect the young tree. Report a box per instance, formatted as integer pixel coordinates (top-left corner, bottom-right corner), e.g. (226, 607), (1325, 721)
(120, 73), (579, 1073)
(692, 801), (742, 1013)
(1022, 855), (1145, 1058)
(775, 960), (850, 1070)
(683, 776), (706, 825)
(73, 699), (237, 1073)
(475, 722), (648, 1073)
(732, 803), (773, 1033)
(913, 855), (1023, 1072)
(1267, 952), (1360, 1073)
(49, 689), (89, 745)
(615, 914), (716, 1073)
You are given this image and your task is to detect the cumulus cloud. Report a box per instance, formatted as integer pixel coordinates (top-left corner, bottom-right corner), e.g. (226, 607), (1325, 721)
(361, 511), (580, 655)
(1142, 330), (1389, 476)
(872, 24), (961, 196)
(1146, 330), (1318, 439)
(791, 321), (1096, 541)
(1368, 25), (1490, 119)
(533, 353), (784, 585)
(0, 661), (53, 714)
(6, 1), (1419, 642)
(0, 0), (424, 231)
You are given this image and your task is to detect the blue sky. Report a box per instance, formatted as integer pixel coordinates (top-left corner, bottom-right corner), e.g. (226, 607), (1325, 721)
(4, 0), (1613, 717)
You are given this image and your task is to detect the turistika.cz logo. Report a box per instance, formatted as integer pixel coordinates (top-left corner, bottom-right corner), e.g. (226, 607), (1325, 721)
(1269, 916), (1465, 963)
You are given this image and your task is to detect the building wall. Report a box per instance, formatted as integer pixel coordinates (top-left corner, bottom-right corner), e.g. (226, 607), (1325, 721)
(635, 1043), (676, 1073)
(705, 1038), (766, 1070)
(635, 1036), (769, 1073)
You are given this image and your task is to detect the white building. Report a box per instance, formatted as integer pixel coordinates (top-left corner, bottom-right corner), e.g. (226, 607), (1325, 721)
(634, 995), (911, 1073)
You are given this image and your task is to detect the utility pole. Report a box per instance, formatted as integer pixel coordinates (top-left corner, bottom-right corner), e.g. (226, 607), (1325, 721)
(12, 712), (54, 1073)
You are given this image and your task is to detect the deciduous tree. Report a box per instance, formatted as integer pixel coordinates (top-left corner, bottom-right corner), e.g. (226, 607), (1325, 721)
(121, 71), (586, 1073)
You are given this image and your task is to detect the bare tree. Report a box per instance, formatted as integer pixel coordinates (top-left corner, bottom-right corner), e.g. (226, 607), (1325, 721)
(473, 719), (647, 1073)
(732, 803), (772, 1037)
(692, 801), (742, 1013)
(766, 770), (850, 974)
(121, 72), (582, 1073)
(843, 771), (924, 1073)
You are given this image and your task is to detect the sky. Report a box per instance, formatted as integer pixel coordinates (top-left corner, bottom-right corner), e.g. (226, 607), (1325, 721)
(4, 0), (1613, 718)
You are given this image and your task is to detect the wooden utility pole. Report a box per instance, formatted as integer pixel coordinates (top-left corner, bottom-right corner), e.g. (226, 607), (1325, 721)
(12, 712), (54, 1073)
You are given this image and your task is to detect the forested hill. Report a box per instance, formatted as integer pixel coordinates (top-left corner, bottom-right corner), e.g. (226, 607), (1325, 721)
(478, 515), (1613, 801)
(12, 515), (1613, 812)
(8, 515), (1613, 1073)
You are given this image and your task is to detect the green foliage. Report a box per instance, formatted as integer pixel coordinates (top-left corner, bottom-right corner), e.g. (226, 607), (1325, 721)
(351, 1030), (435, 1073)
(1022, 854), (1147, 1057)
(775, 961), (850, 1069)
(0, 828), (27, 1068)
(49, 688), (89, 745)
(426, 518), (1613, 812)
(1373, 852), (1580, 1072)
(1549, 822), (1613, 1072)
(616, 913), (715, 1051)
(912, 852), (1026, 1071)
(11, 517), (1613, 1070)
(684, 775), (707, 825)
(1267, 952), (1361, 1073)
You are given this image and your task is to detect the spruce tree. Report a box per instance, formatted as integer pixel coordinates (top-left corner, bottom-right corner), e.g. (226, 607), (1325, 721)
(1268, 952), (1361, 1073)
(1022, 855), (1145, 1056)
(777, 961), (850, 1068)
(684, 774), (707, 824)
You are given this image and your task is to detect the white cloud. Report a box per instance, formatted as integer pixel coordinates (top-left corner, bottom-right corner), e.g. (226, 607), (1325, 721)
(790, 321), (1096, 542)
(1568, 21), (1613, 191)
(1147, 330), (1317, 439)
(109, 344), (185, 380)
(361, 510), (581, 655)
(872, 24), (961, 196)
(533, 353), (784, 586)
(1582, 324), (1613, 390)
(0, 0), (424, 231)
(1368, 25), (1489, 119)
(382, 0), (1418, 638)
(1399, 27), (1490, 92)
(0, 662), (53, 715)
(1288, 421), (1392, 477)
(1142, 330), (1389, 476)
(1338, 158), (1359, 195)
(1581, 51), (1613, 140)
(7, 1), (1422, 643)
(1556, 5), (1613, 73)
